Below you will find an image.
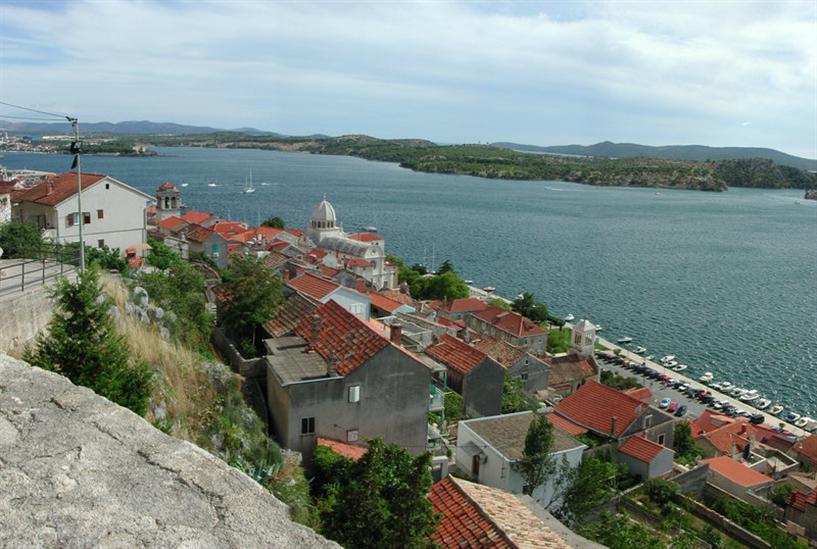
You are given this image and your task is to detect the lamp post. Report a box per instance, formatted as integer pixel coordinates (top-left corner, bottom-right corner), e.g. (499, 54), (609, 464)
(68, 117), (84, 272)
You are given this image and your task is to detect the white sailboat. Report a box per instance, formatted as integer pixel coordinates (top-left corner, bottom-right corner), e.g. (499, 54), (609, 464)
(243, 170), (256, 194)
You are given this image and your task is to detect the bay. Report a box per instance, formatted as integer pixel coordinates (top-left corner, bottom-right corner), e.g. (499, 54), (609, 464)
(4, 146), (816, 417)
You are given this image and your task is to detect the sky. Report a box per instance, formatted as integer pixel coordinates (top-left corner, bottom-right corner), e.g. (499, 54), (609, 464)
(1, 0), (816, 157)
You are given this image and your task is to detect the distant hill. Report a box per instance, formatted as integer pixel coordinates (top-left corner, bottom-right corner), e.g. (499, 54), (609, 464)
(0, 119), (284, 137)
(492, 141), (817, 172)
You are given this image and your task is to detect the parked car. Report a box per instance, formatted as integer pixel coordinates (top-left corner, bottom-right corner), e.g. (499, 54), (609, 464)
(667, 401), (680, 413)
(659, 397), (672, 408)
(749, 414), (765, 425)
(658, 374), (670, 382)
(675, 405), (688, 417)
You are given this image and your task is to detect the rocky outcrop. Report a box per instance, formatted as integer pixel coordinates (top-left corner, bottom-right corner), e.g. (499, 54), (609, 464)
(0, 354), (337, 548)
(806, 190), (817, 201)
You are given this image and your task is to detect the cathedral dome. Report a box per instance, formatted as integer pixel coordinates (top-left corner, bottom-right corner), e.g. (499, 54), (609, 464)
(311, 199), (337, 224)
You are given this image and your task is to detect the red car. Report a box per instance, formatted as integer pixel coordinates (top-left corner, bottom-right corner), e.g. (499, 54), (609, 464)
(667, 402), (680, 413)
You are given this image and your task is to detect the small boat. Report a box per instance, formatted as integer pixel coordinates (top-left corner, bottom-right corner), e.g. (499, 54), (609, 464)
(595, 325), (603, 331)
(617, 337), (633, 344)
(711, 382), (723, 390)
(180, 182), (189, 187)
(483, 287), (496, 293)
(673, 364), (688, 372)
(795, 417), (811, 429)
(464, 279), (474, 285)
(740, 391), (760, 402)
(699, 372), (713, 383)
(207, 182), (217, 187)
(260, 182), (271, 186)
(785, 412), (801, 423)
(645, 355), (654, 361)
(803, 419), (817, 432)
(362, 226), (378, 232)
(634, 346), (647, 354)
(242, 171), (256, 194)
(720, 381), (733, 390)
(565, 314), (575, 322)
(769, 405), (784, 415)
(666, 360), (679, 368)
(660, 355), (676, 364)
(729, 387), (745, 397)
(756, 399), (771, 410)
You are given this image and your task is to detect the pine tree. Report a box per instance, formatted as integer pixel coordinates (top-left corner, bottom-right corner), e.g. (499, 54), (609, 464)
(517, 413), (556, 495)
(24, 268), (152, 415)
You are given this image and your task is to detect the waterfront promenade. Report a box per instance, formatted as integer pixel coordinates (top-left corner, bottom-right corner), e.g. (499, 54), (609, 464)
(596, 335), (810, 438)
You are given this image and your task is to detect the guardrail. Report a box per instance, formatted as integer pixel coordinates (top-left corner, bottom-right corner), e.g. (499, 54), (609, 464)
(0, 248), (79, 296)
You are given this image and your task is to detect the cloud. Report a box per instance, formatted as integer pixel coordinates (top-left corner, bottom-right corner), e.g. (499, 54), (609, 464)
(0, 0), (815, 156)
(741, 122), (752, 127)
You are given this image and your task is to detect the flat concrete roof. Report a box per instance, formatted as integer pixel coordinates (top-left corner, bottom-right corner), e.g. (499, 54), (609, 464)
(266, 336), (332, 384)
(463, 411), (586, 461)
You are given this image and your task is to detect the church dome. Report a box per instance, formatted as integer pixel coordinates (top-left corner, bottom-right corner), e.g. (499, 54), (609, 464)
(311, 199), (337, 224)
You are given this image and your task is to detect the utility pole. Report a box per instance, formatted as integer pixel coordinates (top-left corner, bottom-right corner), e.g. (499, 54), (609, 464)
(68, 117), (84, 272)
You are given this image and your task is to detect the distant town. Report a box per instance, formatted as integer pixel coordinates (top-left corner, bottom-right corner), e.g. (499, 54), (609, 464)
(2, 164), (816, 548)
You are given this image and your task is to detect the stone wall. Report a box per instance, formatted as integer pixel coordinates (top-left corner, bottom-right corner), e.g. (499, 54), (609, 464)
(0, 354), (337, 548)
(0, 284), (54, 355)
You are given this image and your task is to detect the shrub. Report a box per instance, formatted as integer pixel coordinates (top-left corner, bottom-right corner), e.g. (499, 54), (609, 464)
(0, 222), (44, 258)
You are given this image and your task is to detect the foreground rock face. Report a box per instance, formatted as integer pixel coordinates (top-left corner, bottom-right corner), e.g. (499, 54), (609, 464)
(0, 354), (338, 548)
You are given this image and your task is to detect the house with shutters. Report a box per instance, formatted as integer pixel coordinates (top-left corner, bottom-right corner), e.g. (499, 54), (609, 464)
(285, 272), (371, 321)
(11, 172), (153, 254)
(423, 334), (505, 417)
(465, 306), (548, 354)
(264, 299), (431, 462)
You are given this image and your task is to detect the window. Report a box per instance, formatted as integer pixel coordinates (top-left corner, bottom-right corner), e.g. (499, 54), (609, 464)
(66, 213), (75, 227)
(105, 183), (110, 190)
(347, 429), (359, 443)
(97, 239), (105, 248)
(657, 434), (665, 446)
(348, 385), (361, 403)
(300, 417), (315, 435)
(644, 414), (652, 428)
(521, 373), (529, 381)
(472, 455), (481, 478)
(97, 209), (104, 219)
(83, 212), (91, 225)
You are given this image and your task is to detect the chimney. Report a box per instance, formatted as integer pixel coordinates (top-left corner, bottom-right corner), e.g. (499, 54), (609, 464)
(310, 314), (321, 342)
(610, 416), (617, 437)
(390, 322), (403, 346)
(328, 354), (338, 376)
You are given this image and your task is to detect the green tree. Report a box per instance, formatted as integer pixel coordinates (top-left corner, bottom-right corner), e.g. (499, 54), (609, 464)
(580, 512), (664, 549)
(316, 439), (439, 548)
(86, 245), (127, 273)
(558, 454), (624, 525)
(644, 478), (679, 506)
(517, 413), (556, 496)
(487, 297), (511, 311)
(24, 268), (152, 415)
(701, 524), (724, 548)
(218, 254), (282, 354)
(769, 483), (794, 507)
(261, 216), (285, 229)
(502, 372), (536, 414)
(421, 271), (469, 301)
(0, 221), (44, 258)
(146, 236), (180, 270)
(437, 259), (454, 274)
(511, 291), (548, 323)
(444, 391), (464, 423)
(600, 370), (642, 391)
(673, 421), (703, 465)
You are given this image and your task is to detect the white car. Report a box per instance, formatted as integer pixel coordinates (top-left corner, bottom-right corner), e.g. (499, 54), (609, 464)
(659, 398), (672, 408)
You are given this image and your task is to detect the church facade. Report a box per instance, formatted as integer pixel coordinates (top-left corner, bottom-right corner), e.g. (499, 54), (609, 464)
(305, 198), (398, 290)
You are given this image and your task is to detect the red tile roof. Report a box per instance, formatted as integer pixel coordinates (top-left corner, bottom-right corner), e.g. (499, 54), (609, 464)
(316, 437), (367, 461)
(619, 435), (671, 463)
(435, 298), (488, 314)
(430, 477), (513, 549)
(369, 292), (404, 313)
(158, 216), (187, 231)
(293, 300), (389, 376)
(318, 264), (340, 278)
(426, 334), (493, 376)
(287, 272), (340, 300)
(701, 422), (756, 455)
(473, 307), (546, 337)
(13, 172), (107, 206)
(793, 435), (817, 463)
(185, 224), (215, 243)
(286, 228), (304, 237)
(545, 355), (597, 387)
(307, 248), (328, 261)
(624, 387), (653, 402)
(474, 336), (526, 369)
(346, 258), (371, 268)
(253, 226), (284, 240)
(546, 413), (588, 436)
(262, 292), (319, 338)
(692, 410), (736, 437)
(270, 240), (291, 252)
(788, 486), (817, 512)
(213, 221), (248, 238)
(180, 210), (212, 225)
(348, 232), (383, 242)
(702, 456), (773, 488)
(158, 182), (176, 190)
(380, 289), (413, 305)
(554, 379), (645, 438)
(437, 317), (465, 330)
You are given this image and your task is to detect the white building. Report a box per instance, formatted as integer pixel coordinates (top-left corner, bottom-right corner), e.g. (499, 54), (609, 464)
(12, 172), (153, 254)
(305, 198), (398, 290)
(0, 182), (13, 225)
(456, 411), (587, 509)
(571, 319), (596, 358)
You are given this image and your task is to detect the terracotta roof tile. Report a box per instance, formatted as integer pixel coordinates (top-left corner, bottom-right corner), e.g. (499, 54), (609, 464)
(287, 272), (340, 300)
(473, 307), (545, 337)
(474, 336), (526, 368)
(13, 172), (107, 206)
(618, 435), (671, 463)
(180, 210), (212, 225)
(624, 387), (653, 402)
(545, 355), (597, 387)
(316, 437), (368, 461)
(253, 226), (284, 240)
(426, 334), (493, 376)
(546, 413), (588, 436)
(369, 292), (404, 314)
(158, 216), (188, 231)
(788, 486), (817, 512)
(793, 435), (817, 462)
(318, 264), (340, 278)
(263, 292), (319, 338)
(436, 298), (489, 314)
(346, 258), (371, 268)
(185, 224), (215, 243)
(348, 232), (383, 242)
(158, 182), (176, 190)
(554, 379), (645, 438)
(380, 289), (414, 305)
(213, 221), (248, 238)
(264, 250), (289, 271)
(702, 456), (773, 488)
(286, 228), (304, 237)
(293, 300), (389, 376)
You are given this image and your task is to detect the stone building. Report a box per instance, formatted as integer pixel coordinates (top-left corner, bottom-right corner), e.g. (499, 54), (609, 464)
(155, 182), (181, 221)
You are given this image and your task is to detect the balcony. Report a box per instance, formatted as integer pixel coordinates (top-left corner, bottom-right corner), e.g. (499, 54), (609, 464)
(429, 385), (445, 412)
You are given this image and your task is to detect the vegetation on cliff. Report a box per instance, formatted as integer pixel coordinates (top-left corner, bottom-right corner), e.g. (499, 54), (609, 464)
(147, 132), (817, 191)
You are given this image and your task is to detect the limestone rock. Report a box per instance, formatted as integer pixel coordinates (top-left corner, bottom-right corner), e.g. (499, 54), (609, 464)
(0, 354), (338, 548)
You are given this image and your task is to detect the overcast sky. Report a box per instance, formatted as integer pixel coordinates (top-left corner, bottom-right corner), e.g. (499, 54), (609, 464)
(1, 0), (815, 157)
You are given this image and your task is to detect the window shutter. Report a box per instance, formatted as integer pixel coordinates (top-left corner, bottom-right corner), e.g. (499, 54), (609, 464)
(348, 385), (360, 403)
(67, 214), (74, 227)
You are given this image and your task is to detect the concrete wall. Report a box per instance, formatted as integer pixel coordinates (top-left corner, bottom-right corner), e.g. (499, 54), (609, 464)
(617, 446), (674, 480)
(462, 358), (504, 417)
(267, 345), (430, 463)
(671, 463), (710, 497)
(507, 353), (550, 395)
(622, 409), (676, 448)
(211, 326), (265, 380)
(325, 288), (371, 321)
(0, 283), (55, 355)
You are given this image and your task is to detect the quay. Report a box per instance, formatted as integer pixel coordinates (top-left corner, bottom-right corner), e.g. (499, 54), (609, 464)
(596, 335), (810, 438)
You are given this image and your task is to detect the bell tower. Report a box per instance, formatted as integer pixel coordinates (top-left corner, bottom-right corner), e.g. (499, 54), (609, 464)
(156, 182), (181, 221)
(571, 319), (596, 359)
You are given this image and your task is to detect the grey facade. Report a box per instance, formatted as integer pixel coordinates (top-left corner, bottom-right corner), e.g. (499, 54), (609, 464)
(188, 230), (230, 269)
(621, 407), (677, 448)
(461, 359), (504, 417)
(266, 342), (431, 463)
(617, 445), (674, 480)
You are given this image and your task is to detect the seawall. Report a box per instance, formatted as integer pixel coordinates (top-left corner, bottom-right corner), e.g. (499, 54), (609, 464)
(0, 354), (338, 548)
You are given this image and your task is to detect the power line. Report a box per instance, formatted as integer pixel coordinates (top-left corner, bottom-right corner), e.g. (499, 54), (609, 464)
(0, 100), (70, 120)
(0, 114), (68, 122)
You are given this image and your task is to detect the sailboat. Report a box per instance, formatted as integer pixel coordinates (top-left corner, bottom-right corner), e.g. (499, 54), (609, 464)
(243, 170), (256, 194)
